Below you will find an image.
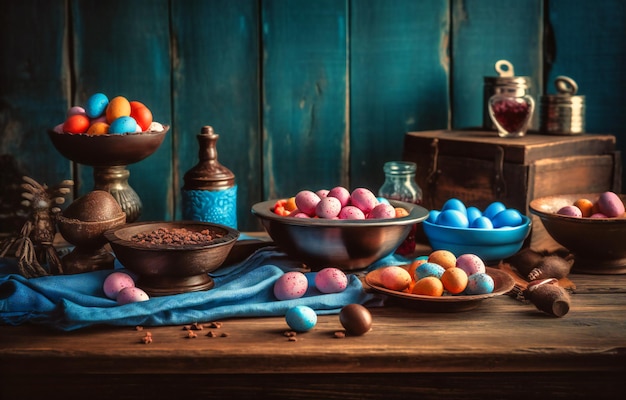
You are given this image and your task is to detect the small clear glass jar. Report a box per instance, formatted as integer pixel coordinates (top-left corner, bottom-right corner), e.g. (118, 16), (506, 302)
(378, 161), (422, 256)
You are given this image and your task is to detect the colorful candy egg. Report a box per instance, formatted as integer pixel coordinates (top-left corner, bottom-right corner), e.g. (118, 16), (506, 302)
(85, 92), (109, 118)
(106, 96), (131, 123)
(109, 116), (138, 134)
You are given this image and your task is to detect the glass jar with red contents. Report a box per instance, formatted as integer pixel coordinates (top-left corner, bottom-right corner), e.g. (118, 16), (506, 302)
(378, 161), (422, 256)
(484, 60), (535, 138)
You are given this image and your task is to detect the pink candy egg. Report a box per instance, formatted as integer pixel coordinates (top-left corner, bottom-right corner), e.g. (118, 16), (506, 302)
(557, 205), (582, 218)
(367, 203), (396, 219)
(316, 196), (342, 218)
(316, 189), (329, 198)
(295, 190), (321, 216)
(273, 271), (309, 300)
(103, 272), (136, 300)
(350, 188), (379, 214)
(455, 254), (486, 276)
(338, 205), (365, 220)
(116, 286), (149, 305)
(597, 191), (625, 217)
(327, 186), (351, 207)
(314, 267), (348, 294)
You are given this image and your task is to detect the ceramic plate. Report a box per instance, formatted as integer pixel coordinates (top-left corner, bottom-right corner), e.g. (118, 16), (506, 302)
(364, 267), (515, 312)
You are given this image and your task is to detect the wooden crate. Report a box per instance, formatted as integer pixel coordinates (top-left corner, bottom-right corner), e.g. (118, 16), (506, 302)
(403, 130), (622, 250)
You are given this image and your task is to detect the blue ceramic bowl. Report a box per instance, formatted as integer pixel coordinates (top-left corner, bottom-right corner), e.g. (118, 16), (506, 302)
(422, 216), (531, 264)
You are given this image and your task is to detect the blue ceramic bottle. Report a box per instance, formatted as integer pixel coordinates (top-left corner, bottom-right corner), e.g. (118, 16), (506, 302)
(182, 126), (237, 228)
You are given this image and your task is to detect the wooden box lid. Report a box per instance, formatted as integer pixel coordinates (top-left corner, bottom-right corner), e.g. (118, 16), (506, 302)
(404, 130), (616, 165)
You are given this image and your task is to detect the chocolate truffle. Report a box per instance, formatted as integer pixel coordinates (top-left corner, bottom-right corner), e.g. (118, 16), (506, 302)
(339, 304), (372, 336)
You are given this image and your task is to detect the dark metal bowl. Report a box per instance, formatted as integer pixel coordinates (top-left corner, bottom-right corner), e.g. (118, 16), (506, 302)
(251, 199), (429, 271)
(48, 126), (168, 166)
(104, 221), (239, 296)
(530, 193), (626, 274)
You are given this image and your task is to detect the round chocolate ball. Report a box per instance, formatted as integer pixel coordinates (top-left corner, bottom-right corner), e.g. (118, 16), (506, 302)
(339, 304), (372, 336)
(63, 190), (123, 222)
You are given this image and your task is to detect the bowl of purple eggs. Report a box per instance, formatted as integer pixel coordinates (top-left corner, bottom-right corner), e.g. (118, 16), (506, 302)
(251, 187), (429, 271)
(529, 192), (626, 274)
(422, 198), (532, 264)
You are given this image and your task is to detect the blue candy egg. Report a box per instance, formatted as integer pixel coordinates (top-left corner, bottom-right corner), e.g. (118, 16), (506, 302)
(436, 209), (469, 228)
(491, 208), (523, 228)
(109, 116), (138, 134)
(85, 92), (109, 118)
(442, 198), (467, 215)
(285, 305), (317, 332)
(426, 209), (440, 223)
(466, 206), (482, 225)
(470, 216), (494, 229)
(376, 197), (391, 205)
(483, 201), (507, 220)
(415, 262), (445, 280)
(465, 272), (495, 295)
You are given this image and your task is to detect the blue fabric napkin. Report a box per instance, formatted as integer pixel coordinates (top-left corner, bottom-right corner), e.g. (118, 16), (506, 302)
(0, 242), (409, 331)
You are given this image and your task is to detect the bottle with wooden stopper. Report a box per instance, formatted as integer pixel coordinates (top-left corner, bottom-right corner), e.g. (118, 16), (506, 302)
(182, 126), (237, 228)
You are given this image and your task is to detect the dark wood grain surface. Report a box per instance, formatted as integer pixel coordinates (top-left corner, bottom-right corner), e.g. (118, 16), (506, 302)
(1, 271), (624, 399)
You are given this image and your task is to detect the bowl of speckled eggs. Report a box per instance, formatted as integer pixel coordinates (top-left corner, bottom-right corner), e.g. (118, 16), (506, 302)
(529, 191), (626, 274)
(48, 92), (169, 166)
(251, 186), (430, 271)
(422, 198), (531, 264)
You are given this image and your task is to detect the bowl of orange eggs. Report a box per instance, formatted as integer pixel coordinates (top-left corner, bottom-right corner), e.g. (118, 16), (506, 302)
(529, 191), (626, 274)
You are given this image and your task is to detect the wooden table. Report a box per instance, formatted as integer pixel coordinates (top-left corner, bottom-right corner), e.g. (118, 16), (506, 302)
(1, 262), (625, 399)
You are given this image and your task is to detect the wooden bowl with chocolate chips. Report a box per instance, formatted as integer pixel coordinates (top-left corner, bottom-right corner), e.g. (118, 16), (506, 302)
(104, 221), (239, 296)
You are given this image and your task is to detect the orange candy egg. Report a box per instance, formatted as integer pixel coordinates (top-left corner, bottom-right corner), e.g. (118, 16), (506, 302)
(63, 114), (90, 134)
(441, 267), (468, 294)
(87, 121), (110, 135)
(411, 276), (444, 296)
(573, 198), (594, 217)
(130, 100), (153, 131)
(428, 249), (457, 270)
(106, 96), (131, 123)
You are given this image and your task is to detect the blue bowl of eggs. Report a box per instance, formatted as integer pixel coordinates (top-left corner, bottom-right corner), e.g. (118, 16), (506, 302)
(422, 199), (531, 264)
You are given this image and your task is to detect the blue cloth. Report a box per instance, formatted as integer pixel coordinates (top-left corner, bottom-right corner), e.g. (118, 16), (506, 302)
(0, 243), (409, 331)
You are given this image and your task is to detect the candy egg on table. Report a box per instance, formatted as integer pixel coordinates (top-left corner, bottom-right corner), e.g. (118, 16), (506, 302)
(339, 304), (372, 336)
(285, 305), (317, 332)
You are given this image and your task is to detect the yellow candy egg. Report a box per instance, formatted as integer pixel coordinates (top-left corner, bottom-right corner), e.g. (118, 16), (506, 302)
(106, 96), (131, 123)
(87, 121), (110, 135)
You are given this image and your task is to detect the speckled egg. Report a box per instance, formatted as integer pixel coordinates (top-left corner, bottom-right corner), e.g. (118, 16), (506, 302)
(350, 188), (379, 214)
(455, 253), (486, 276)
(316, 196), (342, 219)
(557, 205), (583, 218)
(116, 286), (149, 305)
(465, 272), (494, 295)
(274, 271), (309, 300)
(85, 92), (109, 118)
(285, 305), (317, 332)
(314, 267), (348, 294)
(367, 203), (396, 219)
(327, 186), (351, 207)
(103, 271), (135, 300)
(106, 96), (131, 123)
(414, 262), (445, 280)
(338, 205), (365, 220)
(109, 116), (138, 134)
(379, 266), (411, 291)
(295, 190), (321, 216)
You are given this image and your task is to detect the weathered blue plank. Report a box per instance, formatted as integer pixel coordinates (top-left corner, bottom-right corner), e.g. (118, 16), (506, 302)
(548, 0), (626, 190)
(70, 0), (173, 221)
(0, 1), (69, 187)
(350, 0), (450, 192)
(262, 0), (349, 198)
(171, 0), (261, 230)
(451, 0), (543, 130)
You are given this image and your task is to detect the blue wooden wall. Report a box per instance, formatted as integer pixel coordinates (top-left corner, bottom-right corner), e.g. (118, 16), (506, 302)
(1, 0), (625, 231)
